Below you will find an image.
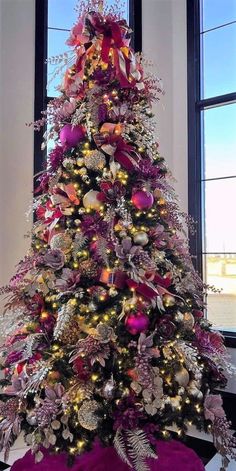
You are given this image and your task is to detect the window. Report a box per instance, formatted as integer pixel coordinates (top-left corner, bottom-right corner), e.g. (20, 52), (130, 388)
(34, 0), (142, 169)
(187, 0), (236, 335)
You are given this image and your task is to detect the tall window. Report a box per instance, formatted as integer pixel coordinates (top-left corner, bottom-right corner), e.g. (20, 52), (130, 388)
(188, 0), (236, 335)
(34, 0), (141, 169)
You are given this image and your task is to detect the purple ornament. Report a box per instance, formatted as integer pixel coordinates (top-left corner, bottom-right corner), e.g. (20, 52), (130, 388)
(60, 124), (85, 148)
(125, 311), (149, 335)
(131, 190), (154, 210)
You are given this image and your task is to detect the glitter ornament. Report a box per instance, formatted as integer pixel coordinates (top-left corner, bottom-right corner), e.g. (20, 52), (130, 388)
(77, 400), (100, 430)
(50, 233), (72, 254)
(83, 190), (103, 210)
(84, 150), (106, 170)
(174, 368), (190, 387)
(125, 311), (149, 335)
(133, 231), (149, 246)
(60, 124), (85, 148)
(131, 190), (154, 210)
(183, 312), (195, 330)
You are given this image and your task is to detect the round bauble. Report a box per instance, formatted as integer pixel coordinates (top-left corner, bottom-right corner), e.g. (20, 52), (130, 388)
(163, 293), (176, 308)
(60, 124), (85, 148)
(83, 190), (103, 210)
(47, 370), (60, 382)
(84, 150), (106, 171)
(183, 312), (195, 330)
(77, 400), (100, 431)
(131, 190), (154, 210)
(125, 311), (149, 335)
(174, 368), (190, 387)
(133, 231), (149, 246)
(50, 232), (72, 254)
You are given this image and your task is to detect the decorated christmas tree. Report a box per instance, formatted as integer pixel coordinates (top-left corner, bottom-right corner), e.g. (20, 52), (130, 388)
(0, 2), (235, 470)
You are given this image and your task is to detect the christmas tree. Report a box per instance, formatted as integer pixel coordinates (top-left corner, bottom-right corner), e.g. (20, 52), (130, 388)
(0, 1), (235, 470)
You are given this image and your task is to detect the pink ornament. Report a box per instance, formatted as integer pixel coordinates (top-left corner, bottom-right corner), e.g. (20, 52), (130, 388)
(125, 311), (149, 335)
(131, 190), (154, 210)
(60, 124), (85, 148)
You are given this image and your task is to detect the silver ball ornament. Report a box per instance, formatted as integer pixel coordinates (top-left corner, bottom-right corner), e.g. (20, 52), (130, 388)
(133, 231), (149, 246)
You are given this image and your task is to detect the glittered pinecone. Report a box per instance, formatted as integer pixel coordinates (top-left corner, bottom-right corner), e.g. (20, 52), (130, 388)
(59, 320), (80, 345)
(84, 150), (106, 171)
(80, 259), (98, 278)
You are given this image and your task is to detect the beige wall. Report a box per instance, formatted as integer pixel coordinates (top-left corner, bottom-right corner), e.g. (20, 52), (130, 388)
(142, 0), (188, 213)
(0, 0), (35, 287)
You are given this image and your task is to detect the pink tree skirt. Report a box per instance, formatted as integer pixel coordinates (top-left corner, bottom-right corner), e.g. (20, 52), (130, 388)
(11, 440), (205, 471)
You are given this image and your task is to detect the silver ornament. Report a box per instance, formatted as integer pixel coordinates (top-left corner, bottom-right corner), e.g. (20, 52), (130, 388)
(133, 231), (149, 246)
(175, 311), (184, 322)
(174, 368), (190, 387)
(102, 376), (116, 399)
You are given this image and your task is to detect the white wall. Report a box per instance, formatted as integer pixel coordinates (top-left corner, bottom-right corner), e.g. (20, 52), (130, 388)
(0, 0), (35, 288)
(142, 0), (188, 213)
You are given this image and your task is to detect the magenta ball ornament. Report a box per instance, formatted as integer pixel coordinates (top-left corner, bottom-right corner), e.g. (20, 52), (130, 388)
(125, 311), (149, 335)
(60, 124), (85, 148)
(131, 190), (154, 210)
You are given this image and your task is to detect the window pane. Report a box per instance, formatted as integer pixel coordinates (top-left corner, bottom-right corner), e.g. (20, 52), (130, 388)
(202, 104), (236, 180)
(204, 253), (236, 331)
(48, 0), (129, 29)
(203, 178), (236, 253)
(47, 29), (69, 97)
(201, 23), (236, 98)
(201, 0), (236, 32)
(48, 0), (77, 30)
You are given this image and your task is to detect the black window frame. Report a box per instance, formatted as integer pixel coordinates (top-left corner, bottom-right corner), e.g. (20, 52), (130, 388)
(34, 0), (142, 176)
(187, 0), (236, 347)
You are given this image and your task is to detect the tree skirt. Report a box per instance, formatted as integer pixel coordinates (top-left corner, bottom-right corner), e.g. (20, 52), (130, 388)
(11, 440), (205, 471)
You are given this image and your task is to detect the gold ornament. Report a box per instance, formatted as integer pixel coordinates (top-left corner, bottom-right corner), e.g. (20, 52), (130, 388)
(163, 294), (175, 307)
(76, 157), (84, 167)
(84, 150), (106, 171)
(133, 231), (149, 246)
(77, 400), (100, 431)
(47, 370), (60, 382)
(174, 368), (190, 387)
(83, 190), (103, 210)
(50, 232), (72, 254)
(183, 312), (195, 330)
